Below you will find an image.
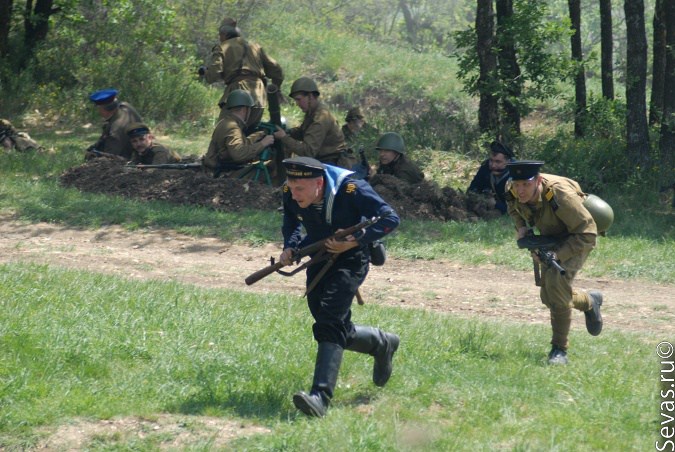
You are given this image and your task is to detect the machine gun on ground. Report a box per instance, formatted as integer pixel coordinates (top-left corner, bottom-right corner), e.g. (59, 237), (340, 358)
(244, 216), (380, 304)
(517, 232), (565, 286)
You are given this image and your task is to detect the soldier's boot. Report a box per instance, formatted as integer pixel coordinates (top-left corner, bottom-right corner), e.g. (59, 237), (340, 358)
(345, 325), (400, 387)
(293, 342), (343, 418)
(584, 290), (603, 336)
(547, 346), (568, 365)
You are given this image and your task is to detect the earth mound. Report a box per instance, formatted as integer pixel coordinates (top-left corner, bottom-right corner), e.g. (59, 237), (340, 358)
(59, 159), (501, 221)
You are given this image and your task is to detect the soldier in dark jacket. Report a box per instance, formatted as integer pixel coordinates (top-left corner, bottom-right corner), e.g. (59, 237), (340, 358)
(468, 141), (515, 214)
(86, 88), (141, 160)
(280, 156), (400, 418)
(375, 132), (424, 184)
(126, 123), (181, 165)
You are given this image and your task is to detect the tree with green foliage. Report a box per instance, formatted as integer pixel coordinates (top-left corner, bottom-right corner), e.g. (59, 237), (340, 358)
(599, 0), (614, 100)
(568, 0), (587, 138)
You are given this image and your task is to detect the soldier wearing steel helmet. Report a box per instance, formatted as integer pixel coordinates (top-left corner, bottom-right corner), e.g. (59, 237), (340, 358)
(505, 161), (612, 365)
(375, 132), (424, 184)
(273, 77), (356, 170)
(202, 89), (275, 177)
(202, 17), (284, 130)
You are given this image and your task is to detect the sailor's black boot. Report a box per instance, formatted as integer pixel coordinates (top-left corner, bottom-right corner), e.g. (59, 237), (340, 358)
(293, 342), (343, 417)
(346, 325), (400, 387)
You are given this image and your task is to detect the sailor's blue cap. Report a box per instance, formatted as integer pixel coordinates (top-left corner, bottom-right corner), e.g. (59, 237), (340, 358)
(89, 88), (119, 105)
(283, 157), (325, 179)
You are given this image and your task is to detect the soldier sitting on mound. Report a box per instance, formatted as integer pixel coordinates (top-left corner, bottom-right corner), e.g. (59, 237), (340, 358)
(202, 89), (275, 178)
(86, 88), (142, 160)
(126, 123), (181, 165)
(375, 132), (424, 184)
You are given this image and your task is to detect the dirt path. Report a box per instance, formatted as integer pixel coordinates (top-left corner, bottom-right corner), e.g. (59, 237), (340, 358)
(1, 214), (673, 337)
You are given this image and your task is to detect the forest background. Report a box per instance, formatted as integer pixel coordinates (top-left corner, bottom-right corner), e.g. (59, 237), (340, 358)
(0, 0), (673, 197)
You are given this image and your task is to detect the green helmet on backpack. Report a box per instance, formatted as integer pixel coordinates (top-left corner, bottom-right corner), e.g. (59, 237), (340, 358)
(583, 194), (614, 235)
(375, 132), (406, 154)
(225, 89), (255, 109)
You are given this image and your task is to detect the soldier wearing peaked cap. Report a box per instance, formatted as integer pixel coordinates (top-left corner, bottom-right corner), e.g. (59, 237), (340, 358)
(126, 123), (181, 165)
(203, 17), (284, 130)
(279, 156), (401, 418)
(86, 88), (141, 160)
(505, 160), (605, 365)
(468, 141), (516, 214)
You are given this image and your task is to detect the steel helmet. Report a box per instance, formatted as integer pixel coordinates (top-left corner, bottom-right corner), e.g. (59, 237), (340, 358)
(225, 89), (255, 109)
(289, 77), (320, 97)
(583, 194), (614, 234)
(375, 132), (405, 154)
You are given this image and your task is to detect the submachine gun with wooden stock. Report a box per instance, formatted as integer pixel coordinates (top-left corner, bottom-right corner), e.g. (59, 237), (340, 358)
(244, 216), (380, 304)
(517, 232), (565, 286)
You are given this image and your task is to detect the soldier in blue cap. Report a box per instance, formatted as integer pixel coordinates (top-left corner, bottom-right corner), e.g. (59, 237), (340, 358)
(505, 160), (603, 365)
(468, 141), (515, 214)
(86, 88), (141, 160)
(279, 156), (400, 417)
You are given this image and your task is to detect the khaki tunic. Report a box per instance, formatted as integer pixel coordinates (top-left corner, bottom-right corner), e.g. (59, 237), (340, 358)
(281, 102), (354, 169)
(131, 143), (181, 165)
(99, 102), (142, 159)
(202, 111), (268, 172)
(205, 37), (283, 126)
(376, 156), (425, 184)
(507, 173), (597, 350)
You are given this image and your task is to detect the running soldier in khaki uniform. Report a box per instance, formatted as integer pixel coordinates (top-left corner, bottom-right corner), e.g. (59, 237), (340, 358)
(506, 161), (605, 365)
(202, 89), (274, 178)
(375, 132), (424, 184)
(86, 88), (142, 160)
(126, 123), (181, 165)
(273, 77), (356, 170)
(202, 17), (284, 130)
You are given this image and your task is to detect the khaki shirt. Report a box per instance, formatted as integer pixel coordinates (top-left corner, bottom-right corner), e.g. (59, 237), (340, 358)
(202, 111), (268, 170)
(281, 102), (349, 166)
(205, 37), (283, 110)
(507, 173), (597, 262)
(131, 143), (181, 165)
(100, 102), (142, 159)
(377, 156), (425, 184)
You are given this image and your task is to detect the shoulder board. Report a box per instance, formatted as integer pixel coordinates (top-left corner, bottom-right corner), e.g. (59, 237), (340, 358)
(544, 188), (559, 211)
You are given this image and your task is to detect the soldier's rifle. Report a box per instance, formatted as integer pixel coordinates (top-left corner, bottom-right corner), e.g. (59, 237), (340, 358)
(517, 231), (565, 286)
(86, 147), (128, 162)
(245, 216), (380, 304)
(134, 162), (202, 170)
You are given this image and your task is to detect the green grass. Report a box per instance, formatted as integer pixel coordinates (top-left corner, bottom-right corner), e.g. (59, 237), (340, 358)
(0, 263), (659, 450)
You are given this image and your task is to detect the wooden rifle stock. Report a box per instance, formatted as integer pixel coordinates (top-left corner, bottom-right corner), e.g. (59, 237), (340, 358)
(244, 216), (381, 286)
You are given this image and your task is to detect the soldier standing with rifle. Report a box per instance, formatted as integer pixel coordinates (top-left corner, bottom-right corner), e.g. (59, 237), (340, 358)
(505, 161), (607, 365)
(201, 17), (284, 130)
(279, 156), (400, 417)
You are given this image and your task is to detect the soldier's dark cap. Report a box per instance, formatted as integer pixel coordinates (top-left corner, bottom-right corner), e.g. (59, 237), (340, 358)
(345, 107), (364, 121)
(490, 140), (514, 159)
(89, 88), (119, 105)
(126, 122), (150, 138)
(283, 157), (325, 179)
(507, 160), (545, 180)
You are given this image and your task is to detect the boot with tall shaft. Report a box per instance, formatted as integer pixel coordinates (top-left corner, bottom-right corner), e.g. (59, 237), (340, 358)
(345, 325), (400, 387)
(293, 342), (343, 417)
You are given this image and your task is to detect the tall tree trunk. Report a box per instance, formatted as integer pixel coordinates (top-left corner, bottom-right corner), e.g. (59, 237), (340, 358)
(21, 0), (58, 67)
(476, 0), (498, 134)
(625, 0), (650, 167)
(568, 0), (587, 137)
(658, 0), (675, 185)
(399, 0), (417, 48)
(495, 0), (521, 139)
(599, 0), (614, 100)
(650, 0), (667, 126)
(0, 0), (13, 58)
